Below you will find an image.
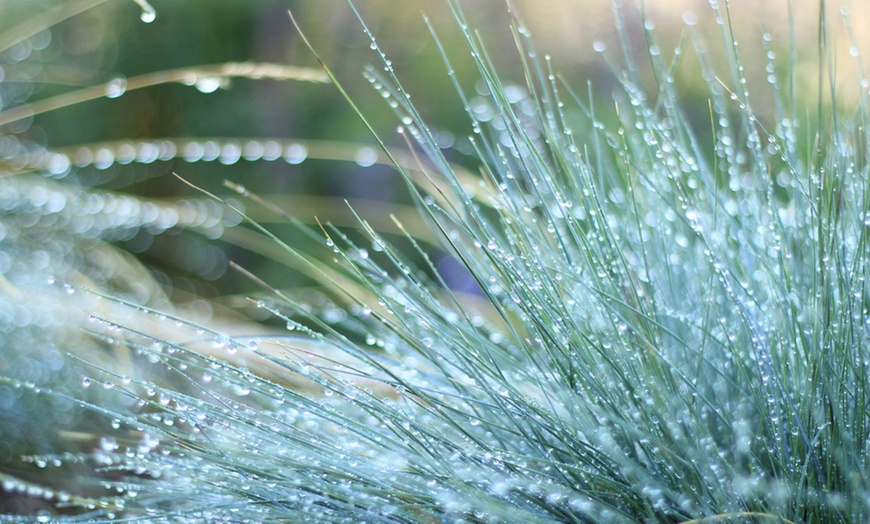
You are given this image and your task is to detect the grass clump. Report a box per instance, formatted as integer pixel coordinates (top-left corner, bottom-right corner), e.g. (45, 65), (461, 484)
(2, 0), (870, 522)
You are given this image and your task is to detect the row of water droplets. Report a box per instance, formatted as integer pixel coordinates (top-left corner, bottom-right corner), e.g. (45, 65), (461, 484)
(105, 73), (227, 100)
(1, 173), (242, 240)
(3, 136), (385, 179)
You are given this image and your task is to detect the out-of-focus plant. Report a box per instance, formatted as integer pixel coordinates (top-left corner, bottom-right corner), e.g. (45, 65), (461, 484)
(0, 0), (334, 514)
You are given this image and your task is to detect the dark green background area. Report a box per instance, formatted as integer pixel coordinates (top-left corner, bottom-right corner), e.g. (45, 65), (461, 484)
(9, 1), (567, 307)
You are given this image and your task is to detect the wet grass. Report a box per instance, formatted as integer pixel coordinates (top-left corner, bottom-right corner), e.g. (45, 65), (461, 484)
(1, 0), (869, 522)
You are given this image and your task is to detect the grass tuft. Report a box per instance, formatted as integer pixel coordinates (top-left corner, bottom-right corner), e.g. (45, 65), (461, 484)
(2, 0), (870, 522)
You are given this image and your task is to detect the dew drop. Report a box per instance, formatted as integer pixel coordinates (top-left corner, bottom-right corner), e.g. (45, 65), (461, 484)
(232, 385), (251, 396)
(106, 76), (127, 98)
(354, 147), (378, 167)
(242, 140), (265, 161)
(219, 142), (242, 165)
(183, 141), (204, 162)
(682, 11), (698, 25)
(99, 437), (118, 452)
(94, 148), (115, 169)
(195, 76), (224, 93)
(284, 143), (308, 164)
(134, 0), (157, 23)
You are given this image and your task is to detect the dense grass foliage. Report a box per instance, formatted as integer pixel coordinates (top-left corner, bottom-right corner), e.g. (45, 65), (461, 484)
(2, 0), (870, 522)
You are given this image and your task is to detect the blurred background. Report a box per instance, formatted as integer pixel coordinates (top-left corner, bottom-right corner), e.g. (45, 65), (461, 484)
(6, 0), (868, 300)
(1, 0), (869, 514)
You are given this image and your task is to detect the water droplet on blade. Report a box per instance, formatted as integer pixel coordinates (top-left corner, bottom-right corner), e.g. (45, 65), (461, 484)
(284, 143), (308, 164)
(195, 76), (224, 93)
(105, 76), (127, 98)
(354, 147), (377, 167)
(134, 0), (157, 23)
